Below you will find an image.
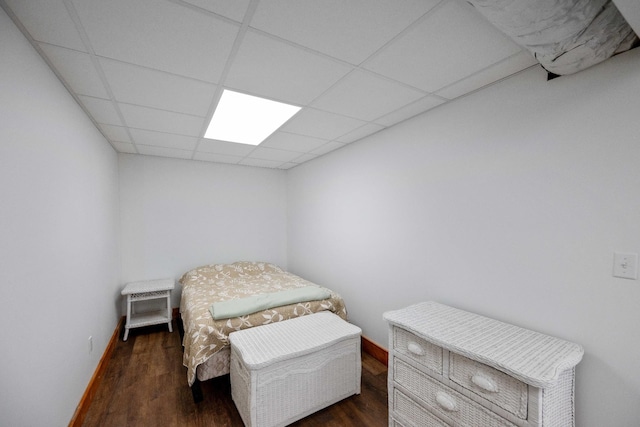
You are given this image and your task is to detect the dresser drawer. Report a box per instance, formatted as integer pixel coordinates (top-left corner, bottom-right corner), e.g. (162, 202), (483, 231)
(449, 352), (528, 419)
(393, 326), (443, 374)
(394, 358), (516, 427)
(392, 389), (448, 427)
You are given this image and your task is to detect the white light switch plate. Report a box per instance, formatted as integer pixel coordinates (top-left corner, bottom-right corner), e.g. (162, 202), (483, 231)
(613, 252), (638, 279)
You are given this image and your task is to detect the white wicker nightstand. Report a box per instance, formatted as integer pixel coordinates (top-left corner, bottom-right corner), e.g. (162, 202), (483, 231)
(121, 279), (175, 341)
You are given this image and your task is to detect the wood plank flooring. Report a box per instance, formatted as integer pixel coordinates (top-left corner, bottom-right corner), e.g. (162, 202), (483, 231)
(82, 321), (388, 427)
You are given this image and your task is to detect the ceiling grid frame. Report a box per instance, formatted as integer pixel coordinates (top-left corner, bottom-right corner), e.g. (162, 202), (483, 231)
(9, 0), (627, 168)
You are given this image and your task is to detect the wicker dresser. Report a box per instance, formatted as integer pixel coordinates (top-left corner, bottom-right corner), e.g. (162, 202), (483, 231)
(383, 302), (583, 427)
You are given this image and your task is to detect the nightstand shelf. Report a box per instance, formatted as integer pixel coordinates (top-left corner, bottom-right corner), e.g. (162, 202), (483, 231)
(121, 279), (174, 341)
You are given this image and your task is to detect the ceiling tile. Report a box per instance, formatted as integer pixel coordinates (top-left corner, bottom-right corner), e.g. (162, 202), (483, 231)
(250, 147), (304, 162)
(280, 108), (367, 140)
(2, 0), (565, 170)
(99, 58), (217, 116)
(374, 95), (446, 126)
(136, 145), (193, 159)
(250, 0), (441, 65)
(78, 95), (122, 126)
(363, 0), (522, 92)
(118, 103), (204, 136)
(225, 30), (352, 105)
(129, 128), (198, 150)
(197, 139), (256, 156)
(435, 50), (537, 100)
(239, 158), (284, 168)
(193, 152), (243, 164)
(336, 123), (386, 143)
(180, 0), (251, 22)
(278, 163), (299, 170)
(4, 0), (86, 51)
(311, 70), (425, 121)
(111, 141), (137, 153)
(39, 44), (109, 98)
(98, 124), (130, 142)
(70, 0), (239, 82)
(261, 132), (329, 152)
(312, 141), (347, 156)
(291, 153), (320, 163)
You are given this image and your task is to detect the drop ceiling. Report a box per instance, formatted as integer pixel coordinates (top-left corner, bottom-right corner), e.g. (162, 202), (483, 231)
(3, 0), (635, 170)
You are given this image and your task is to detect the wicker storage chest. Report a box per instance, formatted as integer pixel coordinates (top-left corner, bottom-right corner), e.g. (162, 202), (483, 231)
(230, 312), (362, 427)
(384, 302), (584, 427)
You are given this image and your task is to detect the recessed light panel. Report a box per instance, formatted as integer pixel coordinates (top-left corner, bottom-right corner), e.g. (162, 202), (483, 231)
(204, 90), (301, 145)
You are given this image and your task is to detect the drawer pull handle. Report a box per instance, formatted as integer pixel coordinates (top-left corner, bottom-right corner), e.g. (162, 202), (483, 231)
(407, 341), (425, 356)
(435, 391), (459, 412)
(471, 374), (498, 393)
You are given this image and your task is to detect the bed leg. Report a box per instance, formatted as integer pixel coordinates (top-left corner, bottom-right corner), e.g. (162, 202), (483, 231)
(178, 314), (185, 345)
(191, 379), (203, 403)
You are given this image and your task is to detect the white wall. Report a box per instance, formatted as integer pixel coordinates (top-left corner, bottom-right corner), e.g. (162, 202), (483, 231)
(119, 154), (287, 308)
(0, 8), (120, 427)
(287, 48), (640, 426)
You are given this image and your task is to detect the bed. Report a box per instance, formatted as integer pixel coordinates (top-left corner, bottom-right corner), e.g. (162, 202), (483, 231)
(179, 261), (347, 396)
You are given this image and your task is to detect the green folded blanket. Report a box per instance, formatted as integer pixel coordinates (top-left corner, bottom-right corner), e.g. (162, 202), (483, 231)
(209, 286), (332, 320)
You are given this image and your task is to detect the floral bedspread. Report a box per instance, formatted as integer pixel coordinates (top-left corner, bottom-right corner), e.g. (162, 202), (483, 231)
(179, 261), (347, 386)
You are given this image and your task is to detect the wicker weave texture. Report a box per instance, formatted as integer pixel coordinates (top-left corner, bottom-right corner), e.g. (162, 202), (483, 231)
(393, 389), (448, 427)
(393, 327), (443, 374)
(540, 367), (576, 426)
(385, 302), (583, 427)
(230, 311), (361, 369)
(449, 352), (528, 419)
(394, 358), (517, 427)
(230, 312), (362, 427)
(121, 279), (174, 295)
(384, 302), (583, 389)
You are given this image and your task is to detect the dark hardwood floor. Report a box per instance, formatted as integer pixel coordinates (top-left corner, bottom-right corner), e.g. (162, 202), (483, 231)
(82, 321), (388, 427)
